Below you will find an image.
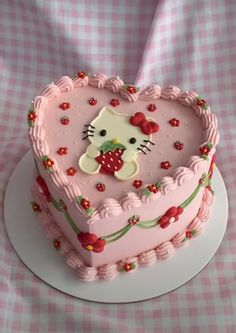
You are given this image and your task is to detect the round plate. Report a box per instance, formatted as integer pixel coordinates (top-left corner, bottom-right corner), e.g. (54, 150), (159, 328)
(4, 150), (228, 303)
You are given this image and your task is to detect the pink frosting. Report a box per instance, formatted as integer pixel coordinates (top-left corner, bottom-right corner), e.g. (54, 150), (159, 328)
(29, 126), (45, 142)
(104, 76), (124, 93)
(120, 192), (141, 211)
(32, 140), (49, 158)
(33, 96), (48, 112)
(172, 231), (187, 248)
(187, 155), (207, 173)
(203, 187), (214, 206)
(41, 83), (60, 100)
(204, 128), (220, 146)
(138, 249), (157, 266)
(44, 223), (62, 239)
(89, 73), (107, 88)
(97, 264), (119, 280)
(62, 184), (81, 202)
(178, 91), (198, 106)
(97, 198), (123, 218)
(156, 241), (175, 260)
(50, 170), (68, 187)
(173, 167), (194, 186)
(55, 76), (74, 92)
(139, 85), (161, 100)
(75, 266), (98, 282)
(72, 75), (89, 88)
(119, 87), (139, 102)
(187, 216), (203, 235)
(66, 250), (84, 268)
(202, 113), (218, 129)
(161, 86), (180, 100)
(161, 177), (177, 194)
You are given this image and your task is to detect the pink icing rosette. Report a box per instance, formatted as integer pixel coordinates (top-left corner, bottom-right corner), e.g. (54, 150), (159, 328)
(105, 76), (124, 93)
(139, 85), (161, 100)
(89, 73), (107, 88)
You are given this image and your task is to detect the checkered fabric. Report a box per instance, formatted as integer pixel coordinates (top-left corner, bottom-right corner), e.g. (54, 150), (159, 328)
(1, 0), (236, 332)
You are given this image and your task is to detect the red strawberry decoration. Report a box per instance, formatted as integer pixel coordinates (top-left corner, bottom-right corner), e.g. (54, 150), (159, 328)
(89, 97), (97, 105)
(96, 183), (106, 192)
(169, 118), (180, 127)
(110, 98), (120, 107)
(60, 116), (69, 125)
(80, 198), (90, 210)
(174, 141), (184, 150)
(160, 161), (171, 169)
(147, 104), (157, 112)
(66, 167), (77, 176)
(57, 147), (68, 155)
(59, 102), (70, 110)
(133, 179), (143, 188)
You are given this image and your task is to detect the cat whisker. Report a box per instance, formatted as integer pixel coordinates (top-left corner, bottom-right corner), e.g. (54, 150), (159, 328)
(140, 144), (151, 151)
(82, 134), (94, 140)
(83, 129), (95, 134)
(143, 139), (155, 145)
(85, 124), (95, 129)
(137, 148), (147, 155)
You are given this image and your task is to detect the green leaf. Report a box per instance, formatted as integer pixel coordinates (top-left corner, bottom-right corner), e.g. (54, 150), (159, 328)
(86, 207), (94, 216)
(100, 140), (125, 154)
(76, 195), (83, 203)
(143, 188), (151, 197)
(191, 230), (197, 235)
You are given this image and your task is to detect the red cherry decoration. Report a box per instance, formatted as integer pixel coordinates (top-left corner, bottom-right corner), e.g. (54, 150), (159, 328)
(133, 179), (143, 188)
(127, 85), (137, 94)
(80, 198), (91, 210)
(147, 104), (157, 112)
(59, 102), (70, 110)
(96, 183), (105, 192)
(169, 118), (180, 127)
(174, 141), (184, 150)
(60, 116), (69, 125)
(110, 98), (120, 107)
(89, 97), (97, 105)
(66, 167), (77, 176)
(161, 161), (171, 169)
(57, 147), (68, 155)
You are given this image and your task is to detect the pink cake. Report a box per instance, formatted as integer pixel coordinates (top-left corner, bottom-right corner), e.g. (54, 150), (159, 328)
(28, 72), (219, 281)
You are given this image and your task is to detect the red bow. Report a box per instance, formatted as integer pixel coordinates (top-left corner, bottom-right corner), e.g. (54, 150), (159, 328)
(130, 112), (159, 135)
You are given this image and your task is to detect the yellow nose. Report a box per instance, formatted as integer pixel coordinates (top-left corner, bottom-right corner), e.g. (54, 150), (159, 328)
(112, 138), (120, 144)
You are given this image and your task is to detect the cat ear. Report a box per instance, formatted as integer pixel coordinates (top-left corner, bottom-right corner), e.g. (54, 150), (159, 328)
(98, 107), (118, 117)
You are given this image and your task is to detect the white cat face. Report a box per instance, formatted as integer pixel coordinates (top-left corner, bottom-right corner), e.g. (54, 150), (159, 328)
(84, 107), (151, 153)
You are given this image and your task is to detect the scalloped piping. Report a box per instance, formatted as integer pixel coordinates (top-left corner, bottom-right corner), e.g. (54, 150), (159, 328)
(32, 186), (213, 282)
(29, 74), (219, 220)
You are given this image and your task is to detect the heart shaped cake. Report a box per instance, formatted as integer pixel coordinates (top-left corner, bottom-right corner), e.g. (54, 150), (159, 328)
(29, 72), (219, 281)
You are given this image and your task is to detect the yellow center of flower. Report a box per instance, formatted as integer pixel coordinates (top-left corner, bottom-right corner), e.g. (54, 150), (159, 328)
(86, 245), (93, 251)
(112, 138), (120, 144)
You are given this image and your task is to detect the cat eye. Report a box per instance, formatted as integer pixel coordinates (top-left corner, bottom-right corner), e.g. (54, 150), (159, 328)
(100, 129), (107, 136)
(129, 137), (136, 144)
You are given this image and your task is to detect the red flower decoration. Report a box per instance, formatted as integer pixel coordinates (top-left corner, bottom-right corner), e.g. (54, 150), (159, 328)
(127, 85), (137, 94)
(128, 215), (140, 226)
(110, 98), (120, 107)
(89, 97), (97, 105)
(36, 175), (51, 202)
(199, 144), (212, 156)
(185, 230), (192, 239)
(54, 239), (61, 250)
(169, 118), (180, 127)
(160, 161), (171, 169)
(96, 183), (105, 192)
(119, 262), (136, 272)
(174, 141), (184, 150)
(124, 263), (132, 271)
(28, 111), (37, 121)
(66, 167), (77, 176)
(147, 104), (157, 112)
(42, 157), (54, 170)
(77, 232), (106, 253)
(32, 201), (41, 212)
(60, 116), (70, 125)
(77, 71), (87, 78)
(57, 147), (68, 155)
(147, 184), (159, 193)
(133, 179), (143, 188)
(159, 206), (184, 229)
(80, 198), (90, 210)
(59, 102), (70, 110)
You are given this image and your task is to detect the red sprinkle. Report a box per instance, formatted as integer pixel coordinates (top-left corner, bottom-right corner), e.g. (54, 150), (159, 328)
(110, 98), (120, 107)
(96, 183), (106, 192)
(160, 161), (171, 169)
(174, 141), (184, 150)
(89, 97), (97, 105)
(60, 116), (70, 125)
(77, 71), (86, 78)
(59, 102), (70, 110)
(80, 198), (90, 210)
(57, 147), (68, 155)
(169, 118), (180, 127)
(133, 179), (143, 188)
(127, 85), (136, 94)
(147, 104), (157, 112)
(66, 167), (77, 176)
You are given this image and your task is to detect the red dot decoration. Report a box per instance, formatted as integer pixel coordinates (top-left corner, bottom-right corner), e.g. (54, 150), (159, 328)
(60, 116), (70, 125)
(133, 179), (143, 188)
(96, 183), (106, 192)
(57, 147), (68, 155)
(147, 104), (157, 112)
(169, 118), (180, 127)
(110, 98), (120, 107)
(174, 141), (184, 150)
(160, 161), (172, 169)
(89, 97), (97, 105)
(66, 167), (77, 176)
(59, 102), (70, 110)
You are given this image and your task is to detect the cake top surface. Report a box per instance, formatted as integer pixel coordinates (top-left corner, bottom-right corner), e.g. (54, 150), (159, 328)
(28, 72), (219, 219)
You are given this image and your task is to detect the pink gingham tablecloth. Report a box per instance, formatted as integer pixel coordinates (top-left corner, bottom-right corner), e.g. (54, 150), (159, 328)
(1, 1), (236, 332)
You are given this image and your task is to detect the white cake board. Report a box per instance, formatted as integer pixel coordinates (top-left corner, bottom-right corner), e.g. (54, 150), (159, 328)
(4, 150), (228, 303)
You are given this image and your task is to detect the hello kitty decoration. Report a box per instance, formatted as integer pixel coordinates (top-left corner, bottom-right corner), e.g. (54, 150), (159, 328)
(79, 107), (158, 180)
